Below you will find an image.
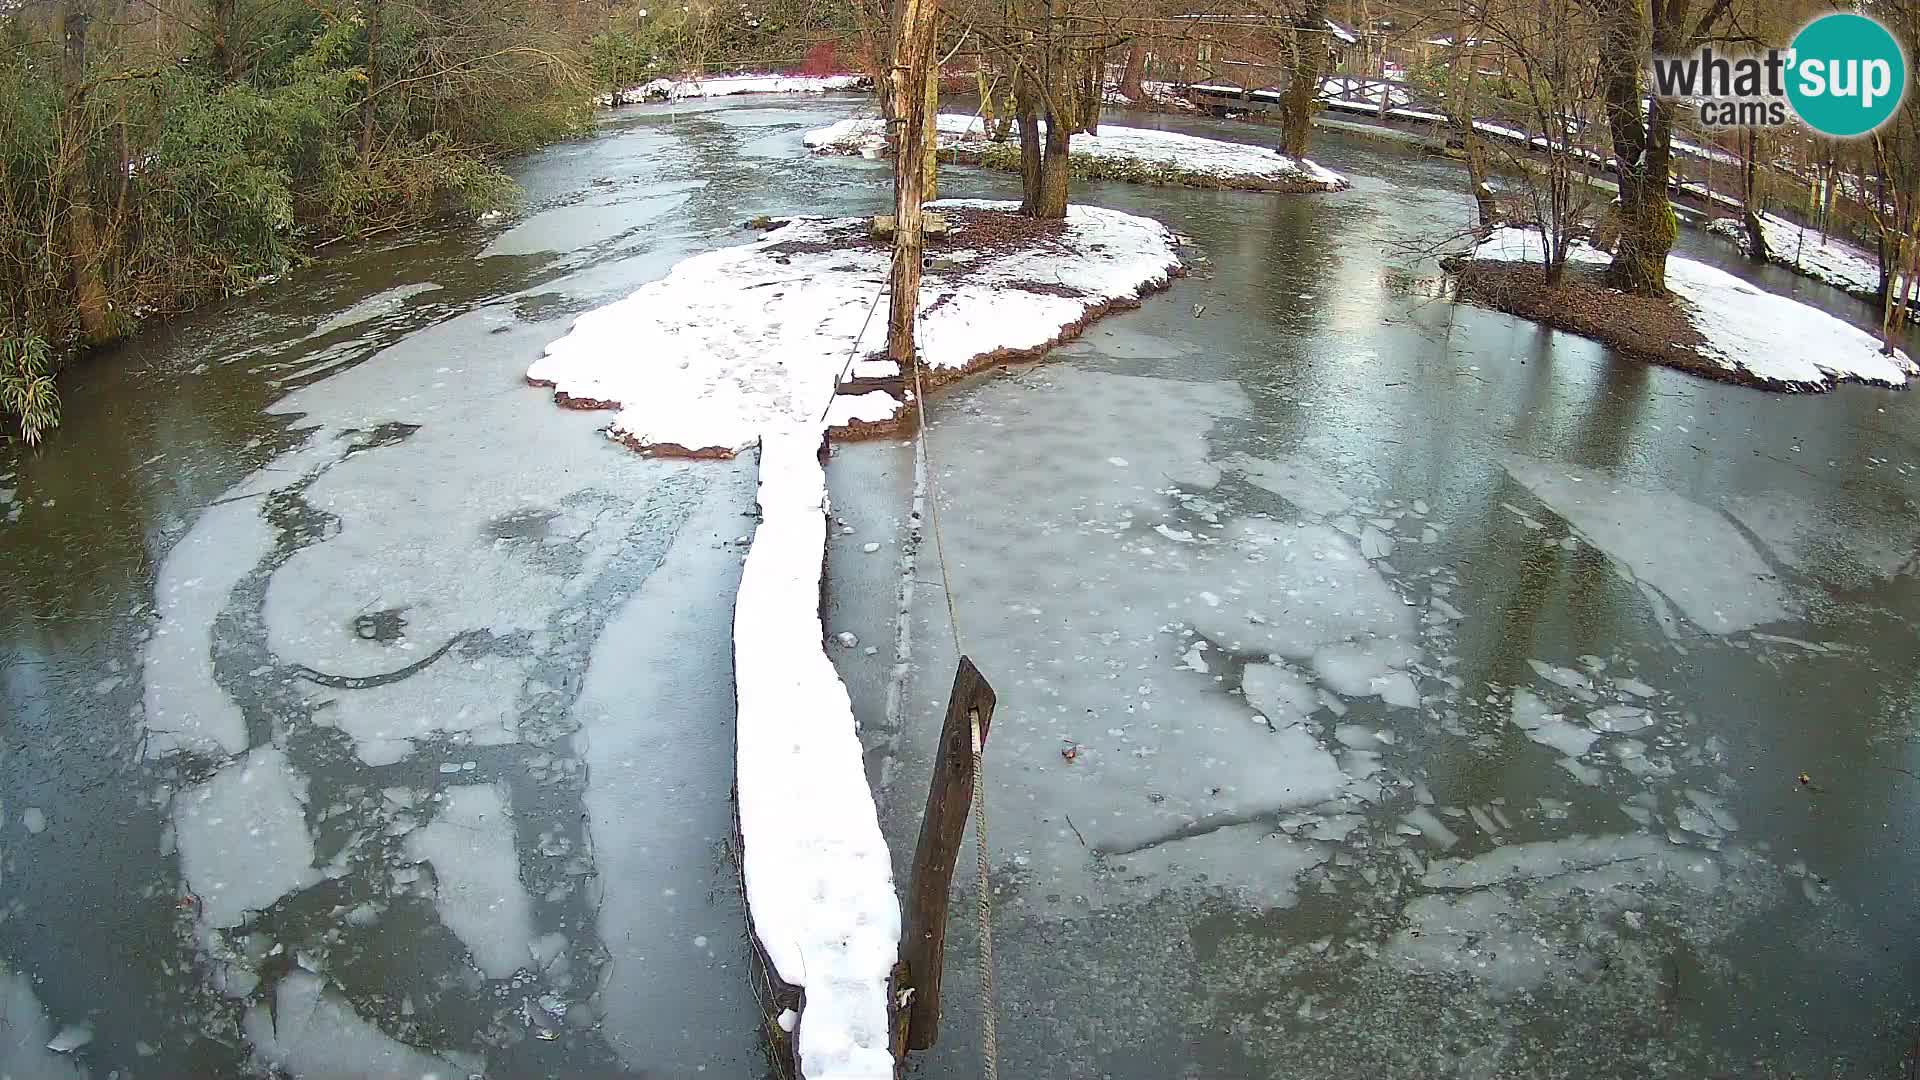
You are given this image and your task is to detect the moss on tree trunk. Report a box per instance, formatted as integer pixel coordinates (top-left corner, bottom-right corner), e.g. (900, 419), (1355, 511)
(1280, 0), (1329, 161)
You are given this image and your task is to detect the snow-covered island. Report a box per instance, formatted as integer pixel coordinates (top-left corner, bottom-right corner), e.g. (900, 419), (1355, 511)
(1447, 226), (1916, 392)
(527, 199), (1181, 1079)
(529, 199), (1184, 455)
(1703, 213), (1884, 301)
(600, 72), (871, 107)
(804, 114), (1350, 193)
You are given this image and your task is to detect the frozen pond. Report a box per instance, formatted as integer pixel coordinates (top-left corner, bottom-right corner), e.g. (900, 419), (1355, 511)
(0, 98), (900, 1078)
(825, 118), (1920, 1078)
(2, 93), (1916, 1078)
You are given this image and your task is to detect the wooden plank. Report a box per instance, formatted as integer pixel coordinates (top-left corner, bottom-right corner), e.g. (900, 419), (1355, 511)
(900, 655), (995, 1051)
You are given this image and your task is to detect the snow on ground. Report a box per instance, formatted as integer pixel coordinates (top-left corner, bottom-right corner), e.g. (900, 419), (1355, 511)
(1105, 79), (1197, 110)
(1468, 226), (1917, 390)
(803, 114), (1349, 191)
(1503, 457), (1792, 635)
(1704, 213), (1884, 299)
(603, 73), (870, 106)
(174, 746), (321, 927)
(403, 783), (535, 980)
(734, 431), (897, 1080)
(529, 200), (1182, 455)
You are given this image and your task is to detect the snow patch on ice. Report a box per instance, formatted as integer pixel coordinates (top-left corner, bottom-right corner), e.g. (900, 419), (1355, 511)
(143, 498), (273, 759)
(1504, 457), (1790, 634)
(244, 968), (461, 1078)
(1225, 452), (1354, 518)
(0, 963), (84, 1079)
(1113, 823), (1329, 908)
(403, 783), (534, 980)
(174, 746), (320, 927)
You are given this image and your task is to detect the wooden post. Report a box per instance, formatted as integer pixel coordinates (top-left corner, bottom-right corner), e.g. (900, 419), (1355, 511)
(901, 655), (995, 1051)
(886, 0), (938, 370)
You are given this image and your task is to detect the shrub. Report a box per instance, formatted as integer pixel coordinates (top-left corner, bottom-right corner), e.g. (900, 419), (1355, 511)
(0, 329), (58, 446)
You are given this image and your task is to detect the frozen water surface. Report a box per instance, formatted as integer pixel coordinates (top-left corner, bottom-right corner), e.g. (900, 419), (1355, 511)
(403, 783), (534, 980)
(175, 746), (320, 927)
(6, 94), (1920, 1080)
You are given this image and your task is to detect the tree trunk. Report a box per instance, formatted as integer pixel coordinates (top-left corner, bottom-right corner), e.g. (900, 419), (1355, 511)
(1594, 0), (1671, 295)
(1030, 118), (1070, 219)
(210, 0), (238, 81)
(1279, 0), (1329, 160)
(885, 0), (936, 370)
(1015, 69), (1044, 215)
(922, 55), (939, 200)
(1119, 40), (1147, 100)
(1741, 128), (1768, 262)
(1449, 22), (1495, 228)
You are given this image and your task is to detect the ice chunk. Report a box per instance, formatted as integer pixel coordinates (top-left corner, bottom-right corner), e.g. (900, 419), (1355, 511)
(244, 969), (460, 1079)
(403, 783), (534, 979)
(1505, 458), (1792, 633)
(1241, 662), (1314, 725)
(1359, 526), (1395, 560)
(20, 808), (45, 835)
(45, 1025), (91, 1053)
(1585, 706), (1654, 733)
(1312, 638), (1420, 708)
(175, 746), (321, 927)
(1526, 658), (1591, 691)
(1401, 806), (1459, 850)
(1509, 690), (1597, 758)
(1612, 677), (1657, 698)
(1333, 724), (1386, 751)
(1113, 823), (1328, 908)
(1225, 453), (1353, 517)
(0, 964), (84, 1079)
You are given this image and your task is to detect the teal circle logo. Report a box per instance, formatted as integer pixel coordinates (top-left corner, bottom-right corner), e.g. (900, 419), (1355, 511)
(1786, 13), (1907, 137)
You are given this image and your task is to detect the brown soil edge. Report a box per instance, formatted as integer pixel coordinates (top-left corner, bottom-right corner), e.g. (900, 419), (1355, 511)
(523, 260), (1187, 453)
(830, 258), (1190, 442)
(1438, 258), (1901, 395)
(525, 385), (741, 458)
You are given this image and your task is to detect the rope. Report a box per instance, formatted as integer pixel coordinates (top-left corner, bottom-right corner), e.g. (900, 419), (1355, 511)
(907, 262), (993, 1077)
(817, 284), (889, 426)
(970, 708), (997, 1080)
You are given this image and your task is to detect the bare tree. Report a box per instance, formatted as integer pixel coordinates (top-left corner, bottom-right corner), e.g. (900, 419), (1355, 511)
(1581, 0), (1737, 294)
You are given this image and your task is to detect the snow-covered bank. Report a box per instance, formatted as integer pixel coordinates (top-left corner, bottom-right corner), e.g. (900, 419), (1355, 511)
(1104, 78), (1197, 111)
(529, 200), (1183, 455)
(804, 114), (1349, 192)
(734, 431), (898, 1080)
(601, 72), (870, 106)
(1703, 214), (1883, 300)
(1460, 226), (1915, 391)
